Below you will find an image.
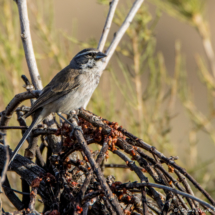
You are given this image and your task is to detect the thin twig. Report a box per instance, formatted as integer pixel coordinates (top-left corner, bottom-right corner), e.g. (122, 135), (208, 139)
(15, 0), (43, 90)
(117, 182), (215, 212)
(97, 0), (119, 52)
(119, 127), (215, 206)
(103, 0), (144, 69)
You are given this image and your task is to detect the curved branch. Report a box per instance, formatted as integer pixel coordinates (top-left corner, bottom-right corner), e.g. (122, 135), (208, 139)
(0, 90), (40, 130)
(117, 182), (215, 212)
(0, 144), (48, 201)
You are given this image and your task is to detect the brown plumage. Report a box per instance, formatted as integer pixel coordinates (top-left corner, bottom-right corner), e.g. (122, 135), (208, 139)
(9, 48), (106, 165)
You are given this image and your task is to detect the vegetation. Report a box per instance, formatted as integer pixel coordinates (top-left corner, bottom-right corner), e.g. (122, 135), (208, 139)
(0, 0), (215, 211)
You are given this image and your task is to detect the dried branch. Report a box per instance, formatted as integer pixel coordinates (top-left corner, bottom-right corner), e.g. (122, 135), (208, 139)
(69, 117), (124, 215)
(0, 90), (40, 132)
(103, 0), (144, 69)
(15, 0), (43, 90)
(0, 105), (214, 213)
(117, 182), (215, 212)
(97, 0), (119, 52)
(119, 127), (215, 206)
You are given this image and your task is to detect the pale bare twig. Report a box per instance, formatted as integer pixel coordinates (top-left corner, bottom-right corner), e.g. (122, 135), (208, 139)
(97, 0), (119, 52)
(103, 0), (144, 69)
(15, 0), (62, 156)
(15, 0), (43, 90)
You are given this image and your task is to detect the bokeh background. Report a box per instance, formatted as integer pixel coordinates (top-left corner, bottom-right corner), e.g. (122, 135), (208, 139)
(1, 0), (215, 211)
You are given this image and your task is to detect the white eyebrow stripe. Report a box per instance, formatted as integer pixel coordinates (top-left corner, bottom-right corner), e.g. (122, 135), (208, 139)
(76, 51), (98, 58)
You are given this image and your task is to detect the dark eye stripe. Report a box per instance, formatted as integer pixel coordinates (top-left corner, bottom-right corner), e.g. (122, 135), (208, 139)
(76, 51), (98, 58)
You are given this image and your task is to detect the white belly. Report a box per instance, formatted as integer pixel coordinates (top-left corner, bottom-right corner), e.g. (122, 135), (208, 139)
(47, 73), (100, 114)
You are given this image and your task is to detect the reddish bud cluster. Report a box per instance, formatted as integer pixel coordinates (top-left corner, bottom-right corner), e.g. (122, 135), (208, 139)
(78, 118), (95, 134)
(31, 177), (42, 188)
(141, 168), (147, 173)
(124, 209), (131, 215)
(43, 173), (56, 186)
(94, 127), (103, 142)
(168, 165), (174, 173)
(76, 205), (83, 214)
(83, 156), (88, 162)
(49, 210), (60, 215)
(107, 136), (117, 151)
(30, 190), (36, 197)
(55, 122), (75, 148)
(77, 159), (84, 165)
(71, 181), (78, 187)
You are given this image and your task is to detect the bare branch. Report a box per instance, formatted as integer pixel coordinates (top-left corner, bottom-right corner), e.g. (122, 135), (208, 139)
(0, 90), (40, 131)
(15, 0), (43, 90)
(68, 117), (124, 215)
(117, 182), (215, 212)
(97, 0), (119, 52)
(103, 0), (144, 69)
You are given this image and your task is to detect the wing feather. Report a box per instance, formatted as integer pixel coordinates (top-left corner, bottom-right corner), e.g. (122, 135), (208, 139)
(25, 66), (80, 118)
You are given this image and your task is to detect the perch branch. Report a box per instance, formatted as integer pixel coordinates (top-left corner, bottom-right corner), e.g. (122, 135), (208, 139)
(69, 118), (124, 215)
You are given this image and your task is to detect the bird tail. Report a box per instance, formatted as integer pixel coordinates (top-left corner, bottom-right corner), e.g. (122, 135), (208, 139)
(9, 109), (43, 166)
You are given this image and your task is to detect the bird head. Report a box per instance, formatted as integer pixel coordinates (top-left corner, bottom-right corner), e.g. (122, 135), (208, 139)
(70, 48), (107, 70)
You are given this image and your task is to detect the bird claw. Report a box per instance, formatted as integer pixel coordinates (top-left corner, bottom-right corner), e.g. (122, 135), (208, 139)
(70, 126), (83, 137)
(67, 111), (79, 123)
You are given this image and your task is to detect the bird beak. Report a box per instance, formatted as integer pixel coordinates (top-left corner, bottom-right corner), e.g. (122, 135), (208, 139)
(95, 52), (107, 60)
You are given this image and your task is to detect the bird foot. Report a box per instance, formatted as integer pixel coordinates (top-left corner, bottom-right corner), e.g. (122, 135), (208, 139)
(67, 111), (79, 123)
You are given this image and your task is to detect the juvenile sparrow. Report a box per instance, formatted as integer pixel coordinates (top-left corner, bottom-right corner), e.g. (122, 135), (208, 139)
(9, 48), (106, 164)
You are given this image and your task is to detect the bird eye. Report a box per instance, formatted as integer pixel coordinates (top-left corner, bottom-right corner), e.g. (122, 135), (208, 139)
(88, 53), (93, 57)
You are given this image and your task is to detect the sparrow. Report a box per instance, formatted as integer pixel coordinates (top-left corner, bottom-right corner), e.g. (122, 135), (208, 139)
(9, 48), (107, 165)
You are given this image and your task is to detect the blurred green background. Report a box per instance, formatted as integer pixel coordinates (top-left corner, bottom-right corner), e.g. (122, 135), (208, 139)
(1, 0), (215, 211)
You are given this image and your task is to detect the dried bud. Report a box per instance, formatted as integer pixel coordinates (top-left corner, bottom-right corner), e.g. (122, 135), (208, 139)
(127, 196), (131, 201)
(168, 165), (174, 173)
(141, 168), (147, 173)
(49, 210), (60, 215)
(31, 177), (42, 188)
(131, 150), (136, 156)
(71, 181), (78, 187)
(124, 210), (131, 215)
(76, 205), (83, 214)
(169, 181), (173, 186)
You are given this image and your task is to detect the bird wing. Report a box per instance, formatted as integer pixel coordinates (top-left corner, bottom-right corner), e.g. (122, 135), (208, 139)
(25, 66), (81, 118)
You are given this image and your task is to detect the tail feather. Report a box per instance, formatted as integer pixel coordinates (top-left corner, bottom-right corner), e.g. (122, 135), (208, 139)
(9, 109), (43, 166)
